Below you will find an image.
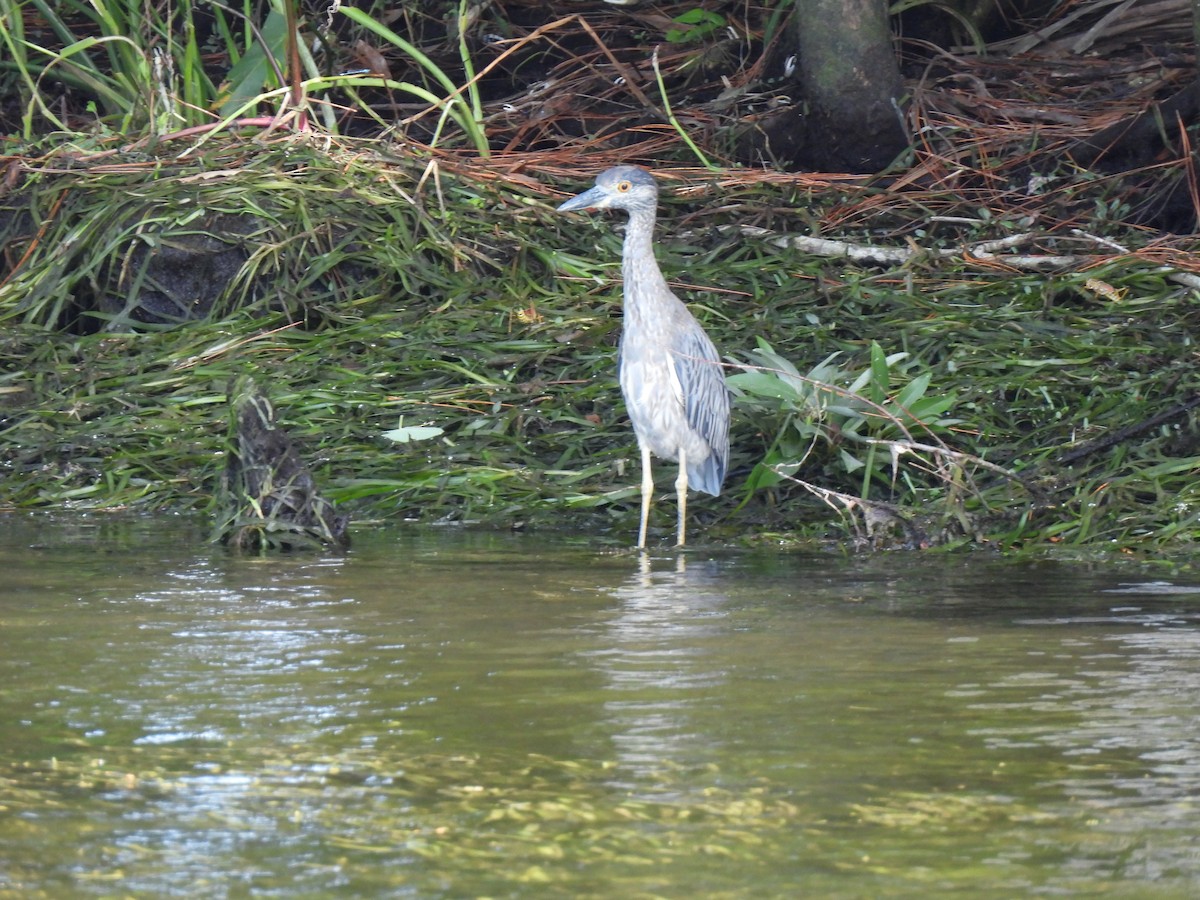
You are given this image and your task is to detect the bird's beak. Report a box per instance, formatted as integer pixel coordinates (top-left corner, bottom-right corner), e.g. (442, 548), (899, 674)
(556, 185), (611, 213)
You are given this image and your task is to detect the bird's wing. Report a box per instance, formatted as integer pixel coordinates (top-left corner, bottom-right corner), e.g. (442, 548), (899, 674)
(672, 325), (730, 472)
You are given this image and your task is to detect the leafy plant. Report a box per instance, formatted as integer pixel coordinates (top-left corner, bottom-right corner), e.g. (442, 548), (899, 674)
(0, 0), (491, 152)
(665, 9), (726, 44)
(336, 3), (490, 155)
(0, 0), (229, 137)
(730, 338), (959, 498)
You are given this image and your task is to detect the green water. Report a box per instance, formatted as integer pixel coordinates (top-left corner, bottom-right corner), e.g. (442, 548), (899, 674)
(2, 516), (1200, 898)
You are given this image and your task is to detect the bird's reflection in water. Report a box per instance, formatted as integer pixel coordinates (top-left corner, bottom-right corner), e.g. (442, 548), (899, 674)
(590, 552), (733, 784)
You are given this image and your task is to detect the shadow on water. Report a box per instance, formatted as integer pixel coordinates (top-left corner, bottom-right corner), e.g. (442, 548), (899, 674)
(3, 514), (1200, 897)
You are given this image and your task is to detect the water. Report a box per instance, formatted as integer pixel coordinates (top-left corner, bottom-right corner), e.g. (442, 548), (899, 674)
(3, 515), (1200, 898)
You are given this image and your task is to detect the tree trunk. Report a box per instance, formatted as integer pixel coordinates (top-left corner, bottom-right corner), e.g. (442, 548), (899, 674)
(770, 0), (909, 173)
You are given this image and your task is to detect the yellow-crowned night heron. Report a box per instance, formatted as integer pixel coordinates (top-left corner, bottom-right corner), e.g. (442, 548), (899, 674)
(556, 166), (730, 549)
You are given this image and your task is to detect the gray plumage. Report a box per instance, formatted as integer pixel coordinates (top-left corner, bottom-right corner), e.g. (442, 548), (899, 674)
(556, 165), (730, 548)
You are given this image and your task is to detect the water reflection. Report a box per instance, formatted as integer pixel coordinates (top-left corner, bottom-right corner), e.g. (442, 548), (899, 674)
(593, 553), (734, 780)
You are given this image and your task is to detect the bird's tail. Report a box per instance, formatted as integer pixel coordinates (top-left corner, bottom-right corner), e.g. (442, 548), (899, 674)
(688, 452), (726, 496)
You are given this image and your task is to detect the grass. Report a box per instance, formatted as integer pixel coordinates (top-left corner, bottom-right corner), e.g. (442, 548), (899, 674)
(1, 135), (1198, 557)
(0, 143), (637, 536)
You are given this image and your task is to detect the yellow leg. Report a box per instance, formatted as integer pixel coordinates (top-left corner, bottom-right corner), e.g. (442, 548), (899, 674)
(675, 447), (688, 547)
(638, 443), (653, 549)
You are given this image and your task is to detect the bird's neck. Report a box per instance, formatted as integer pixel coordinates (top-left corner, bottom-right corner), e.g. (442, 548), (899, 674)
(621, 209), (671, 314)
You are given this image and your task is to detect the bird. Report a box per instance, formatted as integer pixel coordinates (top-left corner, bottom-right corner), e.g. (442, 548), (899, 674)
(556, 166), (730, 549)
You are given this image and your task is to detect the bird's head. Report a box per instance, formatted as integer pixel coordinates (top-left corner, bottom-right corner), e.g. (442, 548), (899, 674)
(555, 165), (659, 215)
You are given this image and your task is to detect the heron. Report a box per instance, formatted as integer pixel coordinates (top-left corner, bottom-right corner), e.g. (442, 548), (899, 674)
(556, 165), (730, 549)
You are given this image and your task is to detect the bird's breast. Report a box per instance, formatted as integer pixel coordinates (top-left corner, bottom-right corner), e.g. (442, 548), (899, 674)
(618, 336), (706, 464)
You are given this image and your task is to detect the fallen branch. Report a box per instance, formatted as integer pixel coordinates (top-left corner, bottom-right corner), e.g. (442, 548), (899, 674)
(775, 469), (929, 549)
(1056, 392), (1200, 466)
(729, 224), (1074, 268)
(728, 224), (1200, 289)
(857, 437), (1031, 493)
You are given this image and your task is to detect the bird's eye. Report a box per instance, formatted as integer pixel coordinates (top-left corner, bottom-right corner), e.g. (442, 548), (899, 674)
(617, 181), (631, 193)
